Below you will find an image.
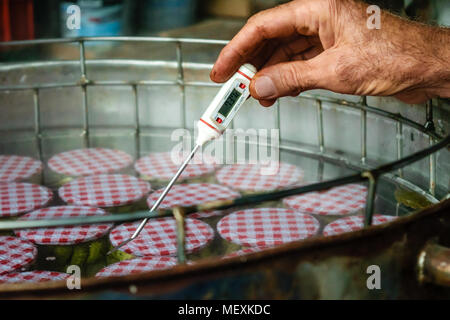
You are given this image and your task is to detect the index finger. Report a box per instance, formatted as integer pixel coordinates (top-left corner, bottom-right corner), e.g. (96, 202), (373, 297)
(210, 0), (325, 82)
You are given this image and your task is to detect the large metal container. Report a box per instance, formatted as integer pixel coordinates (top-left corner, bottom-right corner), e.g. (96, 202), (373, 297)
(0, 38), (449, 299)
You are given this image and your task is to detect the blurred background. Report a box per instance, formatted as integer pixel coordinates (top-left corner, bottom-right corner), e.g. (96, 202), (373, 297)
(1, 0), (449, 42)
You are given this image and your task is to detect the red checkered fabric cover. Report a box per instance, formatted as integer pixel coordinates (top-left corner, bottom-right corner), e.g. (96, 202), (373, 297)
(135, 152), (219, 181)
(147, 183), (240, 218)
(283, 183), (368, 215)
(48, 148), (133, 176)
(215, 163), (304, 192)
(15, 206), (113, 245)
(0, 182), (53, 218)
(58, 174), (151, 207)
(0, 236), (37, 275)
(323, 214), (397, 236)
(110, 217), (214, 256)
(0, 271), (69, 284)
(217, 208), (320, 247)
(96, 256), (178, 278)
(0, 155), (42, 182)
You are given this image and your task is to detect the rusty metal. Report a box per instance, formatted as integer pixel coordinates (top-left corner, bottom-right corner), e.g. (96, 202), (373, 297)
(0, 37), (449, 299)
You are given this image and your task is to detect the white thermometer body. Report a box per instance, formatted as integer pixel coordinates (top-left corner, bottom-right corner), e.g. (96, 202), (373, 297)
(196, 63), (257, 146)
(109, 63), (257, 254)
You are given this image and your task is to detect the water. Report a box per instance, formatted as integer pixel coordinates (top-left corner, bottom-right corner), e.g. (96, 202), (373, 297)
(0, 132), (427, 281)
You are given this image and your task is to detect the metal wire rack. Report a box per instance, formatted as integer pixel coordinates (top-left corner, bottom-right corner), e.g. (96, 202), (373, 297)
(0, 37), (449, 262)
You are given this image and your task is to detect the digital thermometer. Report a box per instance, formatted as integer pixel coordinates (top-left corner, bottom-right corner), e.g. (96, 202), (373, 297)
(196, 63), (257, 146)
(109, 64), (257, 253)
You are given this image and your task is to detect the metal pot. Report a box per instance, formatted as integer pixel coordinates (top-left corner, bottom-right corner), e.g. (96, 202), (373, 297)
(0, 38), (449, 299)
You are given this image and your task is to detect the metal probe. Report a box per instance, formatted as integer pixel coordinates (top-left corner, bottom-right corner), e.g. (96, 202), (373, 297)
(108, 144), (200, 254)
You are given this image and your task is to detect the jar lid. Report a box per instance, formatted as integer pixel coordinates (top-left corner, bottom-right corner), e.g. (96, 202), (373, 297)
(0, 271), (69, 284)
(48, 148), (133, 177)
(110, 217), (214, 256)
(0, 236), (37, 275)
(15, 206), (113, 245)
(283, 183), (368, 215)
(135, 152), (218, 181)
(217, 208), (320, 248)
(323, 214), (397, 236)
(147, 183), (240, 219)
(0, 182), (53, 218)
(0, 155), (43, 182)
(58, 174), (151, 207)
(215, 163), (304, 192)
(96, 256), (178, 278)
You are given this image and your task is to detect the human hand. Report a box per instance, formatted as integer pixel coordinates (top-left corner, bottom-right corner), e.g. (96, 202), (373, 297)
(210, 0), (450, 106)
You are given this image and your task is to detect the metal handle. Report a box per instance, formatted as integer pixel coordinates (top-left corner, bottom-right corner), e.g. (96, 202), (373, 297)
(418, 241), (450, 287)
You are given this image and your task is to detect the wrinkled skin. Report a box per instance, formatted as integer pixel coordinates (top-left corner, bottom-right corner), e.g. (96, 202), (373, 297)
(210, 0), (450, 106)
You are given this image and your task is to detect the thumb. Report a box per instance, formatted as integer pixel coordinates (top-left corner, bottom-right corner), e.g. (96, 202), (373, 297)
(250, 55), (330, 100)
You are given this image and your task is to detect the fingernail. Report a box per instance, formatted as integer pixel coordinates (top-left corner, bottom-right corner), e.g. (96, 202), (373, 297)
(254, 76), (276, 98)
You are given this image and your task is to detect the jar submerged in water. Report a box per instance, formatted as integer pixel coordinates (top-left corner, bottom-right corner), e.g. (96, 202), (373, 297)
(60, 0), (132, 37)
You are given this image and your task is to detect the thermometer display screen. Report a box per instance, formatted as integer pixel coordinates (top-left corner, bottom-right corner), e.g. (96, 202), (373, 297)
(218, 89), (242, 117)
